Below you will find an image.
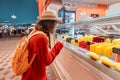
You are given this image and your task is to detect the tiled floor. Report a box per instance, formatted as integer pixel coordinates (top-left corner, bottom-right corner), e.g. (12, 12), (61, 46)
(0, 37), (59, 80)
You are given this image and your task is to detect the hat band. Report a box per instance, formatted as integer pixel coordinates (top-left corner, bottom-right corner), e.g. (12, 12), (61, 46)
(41, 15), (57, 19)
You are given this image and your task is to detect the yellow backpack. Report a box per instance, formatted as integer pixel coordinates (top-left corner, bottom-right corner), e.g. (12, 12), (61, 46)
(12, 30), (45, 76)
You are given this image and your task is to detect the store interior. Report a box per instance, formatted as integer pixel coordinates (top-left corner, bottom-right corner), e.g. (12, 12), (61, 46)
(1, 0), (120, 80)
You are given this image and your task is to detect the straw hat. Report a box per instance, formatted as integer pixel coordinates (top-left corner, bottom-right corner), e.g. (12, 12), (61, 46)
(38, 11), (62, 24)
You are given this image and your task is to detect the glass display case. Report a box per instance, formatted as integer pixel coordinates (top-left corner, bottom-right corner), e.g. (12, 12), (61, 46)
(55, 14), (120, 80)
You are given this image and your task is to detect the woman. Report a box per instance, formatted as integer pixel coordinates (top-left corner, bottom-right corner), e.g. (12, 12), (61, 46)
(22, 11), (63, 80)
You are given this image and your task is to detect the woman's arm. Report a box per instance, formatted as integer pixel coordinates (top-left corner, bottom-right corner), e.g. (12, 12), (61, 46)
(37, 34), (63, 66)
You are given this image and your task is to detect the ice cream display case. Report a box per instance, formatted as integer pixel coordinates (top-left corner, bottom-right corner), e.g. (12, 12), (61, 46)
(54, 14), (120, 80)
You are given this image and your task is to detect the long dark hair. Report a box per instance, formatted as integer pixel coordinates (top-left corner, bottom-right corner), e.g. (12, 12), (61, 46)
(35, 20), (56, 48)
(35, 20), (56, 33)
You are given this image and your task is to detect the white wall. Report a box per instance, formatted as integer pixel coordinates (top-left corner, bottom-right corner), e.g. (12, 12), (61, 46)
(107, 3), (120, 15)
(48, 0), (63, 14)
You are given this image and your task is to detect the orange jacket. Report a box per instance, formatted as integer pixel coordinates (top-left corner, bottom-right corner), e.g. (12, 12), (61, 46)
(22, 30), (63, 80)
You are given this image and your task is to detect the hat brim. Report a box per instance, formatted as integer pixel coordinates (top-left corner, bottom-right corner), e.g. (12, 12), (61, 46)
(38, 18), (62, 24)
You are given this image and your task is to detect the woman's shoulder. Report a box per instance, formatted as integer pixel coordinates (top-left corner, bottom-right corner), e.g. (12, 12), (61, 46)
(31, 33), (48, 41)
(29, 30), (48, 44)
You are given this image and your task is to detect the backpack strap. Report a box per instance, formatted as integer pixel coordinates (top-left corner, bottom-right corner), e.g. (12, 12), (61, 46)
(28, 28), (35, 36)
(29, 53), (36, 65)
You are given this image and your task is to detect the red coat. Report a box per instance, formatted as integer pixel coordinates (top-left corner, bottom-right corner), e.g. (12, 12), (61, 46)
(22, 31), (63, 80)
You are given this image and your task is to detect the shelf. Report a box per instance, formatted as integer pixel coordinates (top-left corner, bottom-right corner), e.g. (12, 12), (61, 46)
(58, 14), (120, 27)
